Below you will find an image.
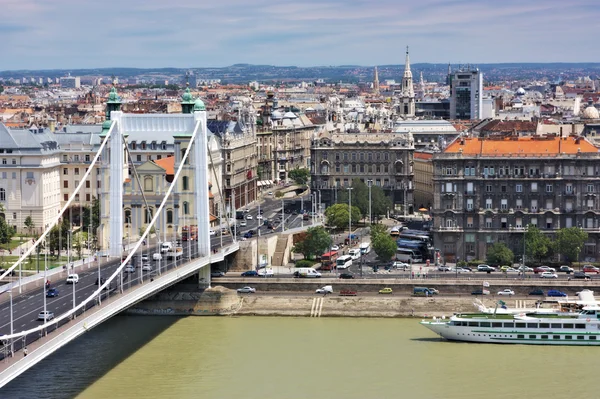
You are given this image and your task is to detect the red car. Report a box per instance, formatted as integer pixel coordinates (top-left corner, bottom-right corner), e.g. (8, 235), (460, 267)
(583, 265), (600, 274)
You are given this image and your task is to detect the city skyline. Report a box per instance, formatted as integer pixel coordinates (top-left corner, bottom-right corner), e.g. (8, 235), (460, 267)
(2, 0), (598, 70)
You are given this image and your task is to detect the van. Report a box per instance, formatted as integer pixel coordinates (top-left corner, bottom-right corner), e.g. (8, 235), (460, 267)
(315, 285), (333, 294)
(359, 242), (370, 255)
(295, 267), (322, 278)
(413, 287), (436, 297)
(160, 242), (173, 253)
(66, 274), (79, 284)
(348, 249), (361, 260)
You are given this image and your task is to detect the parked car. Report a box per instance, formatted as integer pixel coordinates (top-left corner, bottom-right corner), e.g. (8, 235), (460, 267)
(66, 274), (79, 284)
(153, 253), (163, 261)
(438, 266), (451, 272)
(534, 266), (556, 274)
(540, 271), (558, 279)
(573, 271), (592, 280)
(331, 245), (340, 251)
(547, 289), (567, 297)
(497, 289), (515, 296)
(339, 273), (355, 279)
(471, 289), (490, 296)
(477, 265), (496, 272)
(393, 261), (410, 270)
(46, 288), (59, 298)
(211, 271), (225, 278)
(378, 287), (393, 294)
(529, 289), (545, 296)
(237, 286), (256, 293)
(583, 265), (600, 274)
(37, 310), (55, 321)
(559, 265), (574, 273)
(241, 270), (259, 277)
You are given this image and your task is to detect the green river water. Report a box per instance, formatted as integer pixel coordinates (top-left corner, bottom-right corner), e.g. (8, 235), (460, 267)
(3, 316), (596, 399)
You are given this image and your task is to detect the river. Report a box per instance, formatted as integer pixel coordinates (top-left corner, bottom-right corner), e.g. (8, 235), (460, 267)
(3, 315), (597, 399)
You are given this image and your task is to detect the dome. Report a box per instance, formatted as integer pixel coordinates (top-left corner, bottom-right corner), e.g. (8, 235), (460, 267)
(516, 87), (526, 96)
(193, 98), (206, 111)
(102, 120), (113, 131)
(181, 87), (194, 103)
(582, 105), (599, 119)
(283, 111), (297, 119)
(271, 110), (283, 120)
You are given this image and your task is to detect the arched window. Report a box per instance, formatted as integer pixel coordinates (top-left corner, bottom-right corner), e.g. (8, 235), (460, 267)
(167, 209), (173, 224)
(0, 188), (5, 201)
(183, 202), (189, 215)
(144, 207), (154, 224)
(395, 161), (404, 175)
(144, 176), (153, 192)
(182, 176), (189, 191)
(124, 209), (131, 224)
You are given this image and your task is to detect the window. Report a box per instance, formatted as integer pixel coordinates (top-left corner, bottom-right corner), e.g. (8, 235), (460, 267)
(466, 217), (474, 228)
(531, 217), (537, 227)
(485, 184), (492, 193)
(501, 199), (507, 210)
(516, 199), (522, 210)
(501, 217), (507, 229)
(74, 155), (80, 162)
(144, 207), (154, 224)
(445, 183), (453, 193)
(26, 172), (33, 179)
(182, 176), (189, 191)
(565, 200), (573, 212)
(144, 177), (153, 192)
(136, 155), (142, 162)
(85, 154), (90, 162)
(465, 233), (475, 242)
(531, 182), (538, 192)
(485, 198), (492, 209)
(501, 185), (506, 193)
(0, 188), (4, 201)
(565, 184), (573, 194)
(183, 202), (189, 215)
(11, 172), (15, 179)
(516, 217), (522, 228)
(74, 168), (79, 175)
(466, 199), (473, 210)
(63, 194), (68, 201)
(531, 199), (538, 212)
(588, 184), (595, 193)
(167, 209), (173, 224)
(546, 217), (553, 229)
(485, 218), (492, 228)
(63, 181), (68, 189)
(86, 181), (90, 188)
(466, 182), (474, 194)
(86, 194), (90, 202)
(1, 159), (5, 165)
(516, 184), (522, 193)
(565, 217), (573, 228)
(588, 199), (594, 210)
(545, 184), (553, 193)
(587, 218), (594, 228)
(74, 180), (79, 187)
(63, 168), (68, 175)
(546, 199), (553, 210)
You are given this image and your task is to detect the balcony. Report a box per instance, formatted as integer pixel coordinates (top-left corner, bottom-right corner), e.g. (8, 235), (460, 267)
(435, 226), (463, 232)
(563, 190), (576, 196)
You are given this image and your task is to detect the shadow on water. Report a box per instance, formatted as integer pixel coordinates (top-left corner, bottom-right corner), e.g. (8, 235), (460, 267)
(2, 315), (182, 399)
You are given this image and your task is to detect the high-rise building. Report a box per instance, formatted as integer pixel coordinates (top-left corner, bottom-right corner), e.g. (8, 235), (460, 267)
(60, 75), (81, 89)
(448, 66), (482, 120)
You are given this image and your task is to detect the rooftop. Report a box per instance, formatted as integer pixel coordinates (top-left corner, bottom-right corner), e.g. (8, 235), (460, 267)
(444, 136), (599, 156)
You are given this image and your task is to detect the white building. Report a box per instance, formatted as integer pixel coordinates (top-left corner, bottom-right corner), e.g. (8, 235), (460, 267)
(448, 67), (483, 120)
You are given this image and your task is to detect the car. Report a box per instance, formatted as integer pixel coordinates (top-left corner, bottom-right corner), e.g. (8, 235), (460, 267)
(124, 265), (136, 273)
(583, 265), (600, 274)
(517, 266), (534, 272)
(246, 215), (253, 220)
(331, 244), (340, 251)
(257, 268), (274, 277)
(95, 277), (106, 285)
(534, 266), (556, 274)
(243, 232), (253, 239)
(244, 208), (250, 213)
(529, 289), (545, 296)
(499, 266), (511, 272)
(140, 255), (149, 262)
(267, 192), (273, 196)
(46, 288), (59, 298)
(339, 273), (355, 279)
(241, 270), (259, 277)
(142, 263), (153, 272)
(438, 266), (451, 272)
(497, 289), (515, 296)
(460, 266), (473, 272)
(573, 271), (592, 280)
(153, 253), (162, 261)
(259, 209), (264, 214)
(237, 286), (256, 293)
(477, 265), (496, 272)
(393, 261), (410, 270)
(339, 290), (357, 296)
(209, 230), (216, 236)
(37, 310), (55, 321)
(456, 268), (472, 273)
(540, 271), (558, 279)
(257, 215), (263, 220)
(503, 267), (519, 273)
(547, 289), (567, 297)
(211, 271), (225, 278)
(471, 289), (490, 296)
(559, 265), (574, 273)
(66, 274), (79, 284)
(239, 220), (247, 227)
(379, 288), (393, 294)
(315, 286), (333, 294)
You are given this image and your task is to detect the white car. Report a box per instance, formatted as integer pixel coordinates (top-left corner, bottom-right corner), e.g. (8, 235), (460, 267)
(257, 268), (274, 277)
(140, 255), (149, 262)
(153, 253), (162, 261)
(246, 215), (253, 220)
(517, 266), (534, 272)
(497, 289), (515, 296)
(124, 265), (135, 273)
(237, 286), (256, 293)
(331, 245), (340, 251)
(267, 192), (273, 196)
(37, 310), (55, 321)
(504, 267), (519, 273)
(142, 263), (153, 272)
(240, 220), (247, 227)
(541, 271), (558, 279)
(209, 230), (216, 236)
(393, 261), (410, 270)
(257, 215), (263, 220)
(66, 274), (79, 284)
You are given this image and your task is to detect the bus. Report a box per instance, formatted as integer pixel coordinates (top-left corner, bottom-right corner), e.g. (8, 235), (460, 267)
(396, 248), (423, 263)
(390, 227), (401, 237)
(396, 239), (431, 260)
(336, 255), (353, 269)
(320, 251), (339, 270)
(359, 242), (371, 255)
(399, 230), (432, 245)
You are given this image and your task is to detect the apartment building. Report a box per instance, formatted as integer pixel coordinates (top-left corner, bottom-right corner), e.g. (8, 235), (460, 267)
(432, 135), (600, 262)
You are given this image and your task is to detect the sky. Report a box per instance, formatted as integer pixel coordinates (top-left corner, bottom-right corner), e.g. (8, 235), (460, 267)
(1, 0), (598, 70)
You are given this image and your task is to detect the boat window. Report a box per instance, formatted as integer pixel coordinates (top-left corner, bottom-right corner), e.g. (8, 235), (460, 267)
(565, 336), (572, 340)
(491, 322), (502, 328)
(529, 335), (536, 339)
(527, 323), (538, 329)
(541, 335), (549, 339)
(553, 335), (560, 339)
(539, 323), (550, 328)
(563, 323), (574, 328)
(468, 322), (479, 327)
(576, 324), (586, 329)
(480, 322), (490, 327)
(577, 336), (585, 340)
(517, 334), (524, 339)
(504, 323), (514, 328)
(516, 323), (526, 328)
(551, 323), (561, 329)
(590, 336), (597, 340)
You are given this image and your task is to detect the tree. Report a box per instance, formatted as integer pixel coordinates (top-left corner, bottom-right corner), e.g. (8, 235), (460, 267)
(370, 225), (397, 262)
(324, 203), (361, 230)
(336, 179), (392, 221)
(288, 168), (310, 185)
(486, 243), (514, 267)
(292, 226), (332, 260)
(525, 225), (551, 263)
(24, 216), (35, 236)
(555, 227), (588, 264)
(0, 205), (15, 245)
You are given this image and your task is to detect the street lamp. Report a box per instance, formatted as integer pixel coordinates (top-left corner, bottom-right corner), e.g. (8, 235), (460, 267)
(367, 180), (373, 224)
(347, 187), (353, 244)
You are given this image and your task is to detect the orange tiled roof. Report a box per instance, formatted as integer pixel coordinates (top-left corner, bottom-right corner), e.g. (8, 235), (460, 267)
(414, 152), (433, 160)
(154, 155), (174, 175)
(445, 136), (598, 156)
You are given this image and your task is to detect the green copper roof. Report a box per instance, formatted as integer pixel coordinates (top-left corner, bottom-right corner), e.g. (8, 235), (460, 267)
(181, 87), (194, 104)
(193, 97), (206, 111)
(107, 87), (121, 104)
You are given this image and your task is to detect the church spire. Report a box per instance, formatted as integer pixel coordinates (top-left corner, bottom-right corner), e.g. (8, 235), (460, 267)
(403, 46), (412, 79)
(373, 66), (380, 95)
(398, 45), (415, 118)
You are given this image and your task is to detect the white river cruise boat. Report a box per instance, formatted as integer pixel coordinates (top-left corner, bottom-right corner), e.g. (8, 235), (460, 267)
(420, 305), (600, 345)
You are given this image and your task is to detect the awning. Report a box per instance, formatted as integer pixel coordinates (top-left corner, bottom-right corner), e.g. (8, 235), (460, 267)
(257, 180), (274, 187)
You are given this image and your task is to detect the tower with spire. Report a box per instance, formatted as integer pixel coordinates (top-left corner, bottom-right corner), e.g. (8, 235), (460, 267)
(398, 46), (415, 118)
(373, 66), (380, 95)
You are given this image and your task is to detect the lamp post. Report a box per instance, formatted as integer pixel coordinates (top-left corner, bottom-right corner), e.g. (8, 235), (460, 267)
(9, 290), (13, 356)
(367, 180), (373, 224)
(281, 198), (285, 232)
(347, 187), (353, 244)
(522, 226), (527, 280)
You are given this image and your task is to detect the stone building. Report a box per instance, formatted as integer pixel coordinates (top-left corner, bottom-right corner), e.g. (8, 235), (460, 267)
(413, 151), (434, 209)
(310, 131), (415, 212)
(432, 135), (600, 262)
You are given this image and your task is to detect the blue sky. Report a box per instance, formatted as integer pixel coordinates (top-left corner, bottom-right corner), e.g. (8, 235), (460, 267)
(1, 0), (597, 70)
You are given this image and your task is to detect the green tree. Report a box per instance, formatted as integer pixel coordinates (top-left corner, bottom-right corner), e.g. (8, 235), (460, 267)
(292, 226), (332, 260)
(288, 168), (310, 185)
(325, 203), (361, 230)
(47, 219), (69, 258)
(555, 227), (588, 264)
(0, 205), (15, 245)
(24, 215), (35, 236)
(486, 243), (514, 266)
(337, 179), (392, 221)
(525, 225), (551, 263)
(370, 224), (397, 262)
